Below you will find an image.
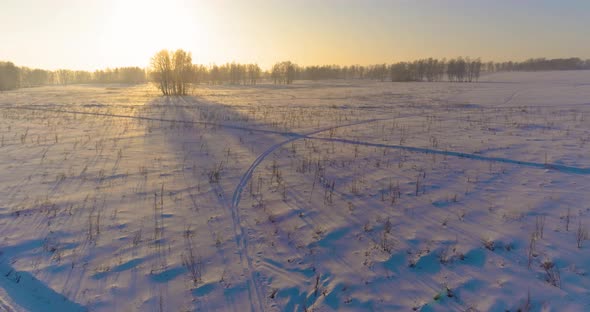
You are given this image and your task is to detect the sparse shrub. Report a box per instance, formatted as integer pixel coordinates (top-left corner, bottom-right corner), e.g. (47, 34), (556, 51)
(384, 217), (392, 234)
(541, 260), (561, 288)
(208, 161), (224, 183)
(482, 238), (495, 251)
(181, 236), (203, 287)
(380, 232), (394, 253)
(534, 215), (545, 239)
(518, 290), (532, 312)
(576, 220), (588, 248)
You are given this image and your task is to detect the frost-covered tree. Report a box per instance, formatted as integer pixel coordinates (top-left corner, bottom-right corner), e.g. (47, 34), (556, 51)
(0, 61), (20, 91)
(150, 50), (173, 95)
(172, 49), (192, 95)
(271, 61), (297, 84)
(56, 69), (72, 85)
(150, 49), (192, 95)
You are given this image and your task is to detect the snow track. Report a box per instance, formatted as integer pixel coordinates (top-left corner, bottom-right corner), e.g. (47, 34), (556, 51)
(308, 137), (590, 175)
(0, 105), (300, 137)
(229, 117), (396, 311)
(227, 107), (589, 310)
(2, 73), (588, 311)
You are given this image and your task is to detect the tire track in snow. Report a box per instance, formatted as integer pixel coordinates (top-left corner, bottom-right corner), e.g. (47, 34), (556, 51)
(307, 137), (590, 174)
(503, 89), (521, 105)
(175, 96), (297, 311)
(228, 111), (588, 309)
(176, 96), (288, 312)
(0, 105), (300, 138)
(229, 117), (394, 311)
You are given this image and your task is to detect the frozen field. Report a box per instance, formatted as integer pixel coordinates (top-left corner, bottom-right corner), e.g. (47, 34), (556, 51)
(1, 71), (590, 311)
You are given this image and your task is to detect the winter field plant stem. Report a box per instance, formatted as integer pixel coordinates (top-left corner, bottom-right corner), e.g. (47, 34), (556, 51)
(0, 70), (589, 311)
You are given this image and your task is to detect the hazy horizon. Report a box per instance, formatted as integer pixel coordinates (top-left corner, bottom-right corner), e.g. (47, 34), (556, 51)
(2, 2), (590, 311)
(2, 0), (590, 71)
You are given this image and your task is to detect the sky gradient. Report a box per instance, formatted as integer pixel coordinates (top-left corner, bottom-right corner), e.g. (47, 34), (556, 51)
(1, 0), (589, 70)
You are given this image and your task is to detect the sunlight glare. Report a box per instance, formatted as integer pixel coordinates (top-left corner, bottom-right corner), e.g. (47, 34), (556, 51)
(98, 0), (209, 66)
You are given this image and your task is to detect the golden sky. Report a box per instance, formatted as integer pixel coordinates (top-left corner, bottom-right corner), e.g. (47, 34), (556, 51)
(1, 0), (589, 70)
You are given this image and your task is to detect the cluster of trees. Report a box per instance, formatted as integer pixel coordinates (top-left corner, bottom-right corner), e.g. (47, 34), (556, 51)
(490, 58), (590, 72)
(388, 58), (447, 82)
(4, 54), (590, 93)
(447, 58), (482, 82)
(0, 62), (147, 91)
(150, 49), (193, 95)
(205, 63), (261, 85)
(0, 62), (19, 91)
(17, 67), (51, 87)
(149, 49), (264, 95)
(50, 67), (147, 85)
(270, 61), (297, 84)
(93, 67), (146, 84)
(365, 64), (388, 82)
(148, 49), (263, 94)
(259, 58), (478, 83)
(299, 65), (367, 80)
(265, 57), (589, 84)
(268, 58), (480, 83)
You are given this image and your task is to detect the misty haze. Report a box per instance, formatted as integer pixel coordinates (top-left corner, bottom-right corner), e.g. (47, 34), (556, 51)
(1, 1), (590, 311)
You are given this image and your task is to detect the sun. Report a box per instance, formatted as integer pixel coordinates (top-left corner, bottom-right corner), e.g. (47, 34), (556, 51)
(98, 0), (209, 67)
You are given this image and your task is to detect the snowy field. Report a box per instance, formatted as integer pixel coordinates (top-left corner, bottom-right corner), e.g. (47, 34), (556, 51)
(1, 71), (590, 311)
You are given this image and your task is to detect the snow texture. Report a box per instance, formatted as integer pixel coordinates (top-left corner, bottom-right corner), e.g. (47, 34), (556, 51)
(0, 71), (589, 311)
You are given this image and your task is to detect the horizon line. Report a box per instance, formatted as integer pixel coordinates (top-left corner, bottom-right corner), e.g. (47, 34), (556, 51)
(3, 55), (590, 73)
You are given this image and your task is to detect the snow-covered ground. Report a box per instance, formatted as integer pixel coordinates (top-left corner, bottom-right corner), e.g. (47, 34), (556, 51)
(0, 71), (589, 311)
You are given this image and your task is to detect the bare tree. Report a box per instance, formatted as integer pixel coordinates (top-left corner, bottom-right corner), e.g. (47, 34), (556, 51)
(246, 64), (261, 85)
(150, 49), (192, 95)
(172, 49), (192, 95)
(150, 50), (173, 95)
(56, 69), (72, 86)
(0, 61), (20, 91)
(271, 61), (297, 84)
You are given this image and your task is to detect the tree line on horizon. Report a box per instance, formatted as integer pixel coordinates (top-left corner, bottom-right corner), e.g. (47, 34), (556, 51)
(149, 49), (264, 95)
(2, 56), (590, 92)
(280, 57), (590, 83)
(0, 61), (146, 91)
